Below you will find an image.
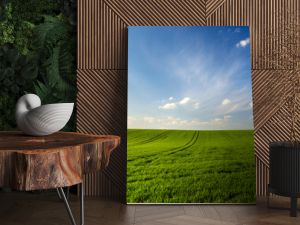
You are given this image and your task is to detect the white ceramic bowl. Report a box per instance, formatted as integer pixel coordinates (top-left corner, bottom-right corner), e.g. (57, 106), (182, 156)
(16, 94), (74, 136)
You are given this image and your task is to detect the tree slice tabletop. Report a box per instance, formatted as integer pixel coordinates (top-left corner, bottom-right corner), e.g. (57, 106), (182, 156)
(0, 131), (120, 191)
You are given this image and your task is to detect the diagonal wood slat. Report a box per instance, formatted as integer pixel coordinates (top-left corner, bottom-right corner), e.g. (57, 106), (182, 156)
(254, 103), (293, 195)
(77, 69), (127, 201)
(105, 0), (206, 26)
(206, 0), (226, 18)
(254, 103), (292, 165)
(252, 70), (293, 130)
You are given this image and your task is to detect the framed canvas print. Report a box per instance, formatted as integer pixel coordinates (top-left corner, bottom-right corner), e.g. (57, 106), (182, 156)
(127, 26), (255, 203)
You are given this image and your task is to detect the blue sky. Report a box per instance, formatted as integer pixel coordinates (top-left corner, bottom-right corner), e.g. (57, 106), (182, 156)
(128, 26), (253, 130)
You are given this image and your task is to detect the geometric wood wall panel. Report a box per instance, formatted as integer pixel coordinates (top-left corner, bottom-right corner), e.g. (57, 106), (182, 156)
(77, 0), (300, 201)
(255, 103), (292, 166)
(77, 0), (128, 69)
(77, 69), (127, 201)
(104, 0), (206, 26)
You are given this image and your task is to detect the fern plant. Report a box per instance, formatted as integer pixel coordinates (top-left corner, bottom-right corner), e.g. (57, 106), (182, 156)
(32, 15), (76, 130)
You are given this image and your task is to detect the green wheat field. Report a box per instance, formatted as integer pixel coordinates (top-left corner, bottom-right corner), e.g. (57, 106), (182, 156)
(127, 129), (256, 203)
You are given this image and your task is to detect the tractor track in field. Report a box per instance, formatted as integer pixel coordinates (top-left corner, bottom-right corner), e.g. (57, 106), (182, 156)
(164, 131), (200, 156)
(133, 130), (170, 145)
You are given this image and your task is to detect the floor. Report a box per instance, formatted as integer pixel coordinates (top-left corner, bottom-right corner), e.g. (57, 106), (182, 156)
(0, 192), (299, 225)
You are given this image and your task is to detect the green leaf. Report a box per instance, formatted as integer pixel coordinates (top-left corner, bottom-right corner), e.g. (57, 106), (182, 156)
(3, 67), (14, 77)
(21, 65), (38, 79)
(33, 15), (69, 56)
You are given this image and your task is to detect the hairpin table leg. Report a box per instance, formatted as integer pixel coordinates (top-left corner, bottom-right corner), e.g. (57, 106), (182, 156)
(56, 183), (84, 225)
(80, 182), (84, 225)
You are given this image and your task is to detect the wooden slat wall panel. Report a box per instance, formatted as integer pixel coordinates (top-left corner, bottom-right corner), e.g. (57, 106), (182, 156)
(77, 0), (128, 69)
(77, 69), (127, 201)
(104, 0), (206, 26)
(256, 157), (269, 196)
(77, 0), (300, 200)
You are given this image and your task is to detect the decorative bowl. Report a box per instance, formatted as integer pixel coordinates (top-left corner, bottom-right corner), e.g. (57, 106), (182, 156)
(16, 94), (74, 136)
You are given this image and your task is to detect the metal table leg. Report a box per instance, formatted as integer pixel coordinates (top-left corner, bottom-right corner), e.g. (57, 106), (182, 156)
(57, 183), (84, 225)
(57, 187), (70, 200)
(290, 196), (297, 217)
(80, 183), (84, 225)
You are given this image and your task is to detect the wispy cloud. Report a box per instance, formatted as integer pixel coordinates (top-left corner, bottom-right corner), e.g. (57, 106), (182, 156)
(179, 97), (191, 105)
(159, 102), (177, 110)
(159, 97), (199, 110)
(236, 37), (250, 48)
(222, 98), (231, 105)
(217, 88), (252, 115)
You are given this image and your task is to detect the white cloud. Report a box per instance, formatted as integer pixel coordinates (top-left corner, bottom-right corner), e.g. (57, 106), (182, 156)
(212, 115), (231, 125)
(179, 97), (191, 105)
(236, 37), (250, 48)
(213, 118), (222, 122)
(159, 96), (199, 110)
(159, 102), (177, 110)
(222, 98), (231, 105)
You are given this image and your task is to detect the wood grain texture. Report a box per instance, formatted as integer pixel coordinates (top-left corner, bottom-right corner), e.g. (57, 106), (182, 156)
(0, 132), (120, 191)
(77, 0), (300, 200)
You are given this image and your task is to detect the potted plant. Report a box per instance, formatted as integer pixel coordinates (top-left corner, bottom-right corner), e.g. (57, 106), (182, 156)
(260, 11), (300, 216)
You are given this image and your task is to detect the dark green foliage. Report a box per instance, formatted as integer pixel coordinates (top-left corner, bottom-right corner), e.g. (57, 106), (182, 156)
(33, 15), (76, 104)
(0, 95), (16, 130)
(32, 15), (76, 131)
(0, 44), (37, 130)
(8, 0), (62, 24)
(0, 44), (37, 95)
(0, 0), (77, 131)
(61, 0), (77, 26)
(127, 129), (256, 203)
(0, 3), (35, 55)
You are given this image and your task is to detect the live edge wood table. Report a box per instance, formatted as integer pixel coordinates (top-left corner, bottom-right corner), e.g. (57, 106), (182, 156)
(0, 131), (120, 225)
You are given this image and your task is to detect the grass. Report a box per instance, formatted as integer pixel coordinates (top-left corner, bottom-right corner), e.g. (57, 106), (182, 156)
(127, 129), (256, 203)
